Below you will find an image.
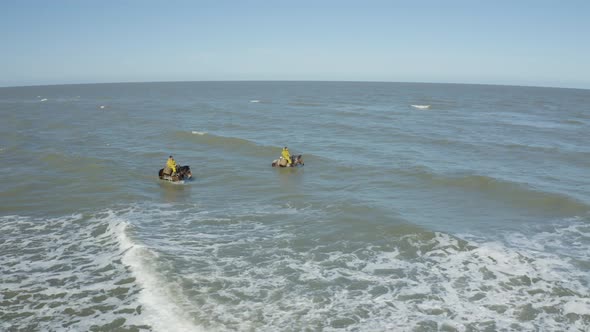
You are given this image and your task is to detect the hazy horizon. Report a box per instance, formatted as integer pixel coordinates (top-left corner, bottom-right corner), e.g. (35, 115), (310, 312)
(1, 79), (589, 91)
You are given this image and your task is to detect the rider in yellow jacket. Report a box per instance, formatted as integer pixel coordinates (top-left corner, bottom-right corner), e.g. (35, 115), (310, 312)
(281, 147), (292, 166)
(166, 156), (177, 174)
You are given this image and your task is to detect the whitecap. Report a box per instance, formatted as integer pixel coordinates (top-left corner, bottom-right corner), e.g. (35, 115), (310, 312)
(250, 100), (260, 103)
(117, 221), (205, 332)
(564, 299), (590, 315)
(0, 213), (146, 331)
(191, 131), (206, 135)
(411, 104), (430, 109)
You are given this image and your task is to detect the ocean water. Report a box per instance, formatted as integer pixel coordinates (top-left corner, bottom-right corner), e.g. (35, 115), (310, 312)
(0, 81), (589, 331)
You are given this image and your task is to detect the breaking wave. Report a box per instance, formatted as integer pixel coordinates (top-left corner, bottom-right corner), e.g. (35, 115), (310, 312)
(2, 204), (589, 331)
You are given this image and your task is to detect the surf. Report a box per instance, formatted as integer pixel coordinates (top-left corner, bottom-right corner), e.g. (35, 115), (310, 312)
(0, 213), (144, 331)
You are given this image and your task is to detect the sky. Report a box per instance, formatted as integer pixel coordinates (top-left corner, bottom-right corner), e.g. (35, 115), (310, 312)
(1, 0), (589, 89)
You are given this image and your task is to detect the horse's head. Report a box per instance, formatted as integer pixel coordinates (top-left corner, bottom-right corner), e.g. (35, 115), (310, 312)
(178, 165), (192, 179)
(293, 155), (304, 166)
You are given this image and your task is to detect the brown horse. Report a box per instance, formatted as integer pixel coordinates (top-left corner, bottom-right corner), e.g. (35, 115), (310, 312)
(159, 165), (192, 182)
(272, 155), (304, 167)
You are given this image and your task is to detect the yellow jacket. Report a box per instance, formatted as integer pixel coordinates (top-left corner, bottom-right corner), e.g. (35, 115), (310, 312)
(166, 158), (177, 173)
(281, 148), (292, 164)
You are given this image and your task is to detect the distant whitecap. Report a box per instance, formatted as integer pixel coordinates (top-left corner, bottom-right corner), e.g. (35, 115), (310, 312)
(40, 98), (48, 102)
(100, 105), (105, 109)
(411, 104), (430, 109)
(191, 131), (206, 135)
(250, 100), (260, 103)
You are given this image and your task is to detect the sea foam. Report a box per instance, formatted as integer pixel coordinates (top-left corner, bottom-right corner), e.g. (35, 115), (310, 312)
(107, 206), (590, 331)
(0, 213), (144, 331)
(117, 221), (204, 332)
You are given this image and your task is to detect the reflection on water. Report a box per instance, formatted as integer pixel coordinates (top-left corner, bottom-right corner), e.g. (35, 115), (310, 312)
(275, 166), (305, 189)
(158, 180), (192, 203)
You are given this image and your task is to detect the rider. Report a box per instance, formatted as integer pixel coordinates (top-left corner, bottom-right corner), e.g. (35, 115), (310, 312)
(281, 147), (292, 166)
(164, 155), (177, 175)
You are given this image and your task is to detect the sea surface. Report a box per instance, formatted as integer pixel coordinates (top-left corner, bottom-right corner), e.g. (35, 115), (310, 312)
(1, 81), (589, 331)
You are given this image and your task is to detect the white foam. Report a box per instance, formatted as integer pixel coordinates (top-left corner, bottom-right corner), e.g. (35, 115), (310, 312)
(564, 299), (590, 315)
(411, 104), (430, 109)
(4, 207), (587, 331)
(153, 216), (590, 331)
(191, 131), (206, 135)
(250, 100), (260, 103)
(102, 209), (590, 330)
(117, 222), (205, 332)
(0, 213), (145, 331)
(40, 98), (48, 102)
(100, 105), (105, 109)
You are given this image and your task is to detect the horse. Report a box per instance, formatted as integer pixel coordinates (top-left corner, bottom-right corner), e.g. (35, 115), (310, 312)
(272, 155), (304, 167)
(159, 165), (192, 182)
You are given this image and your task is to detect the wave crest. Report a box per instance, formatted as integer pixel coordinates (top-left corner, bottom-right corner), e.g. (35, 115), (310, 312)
(405, 168), (590, 215)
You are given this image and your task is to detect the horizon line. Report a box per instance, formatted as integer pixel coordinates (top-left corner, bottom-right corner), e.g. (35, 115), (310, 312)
(1, 79), (588, 92)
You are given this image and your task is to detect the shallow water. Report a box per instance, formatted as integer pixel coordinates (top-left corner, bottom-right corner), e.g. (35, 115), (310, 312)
(1, 82), (589, 331)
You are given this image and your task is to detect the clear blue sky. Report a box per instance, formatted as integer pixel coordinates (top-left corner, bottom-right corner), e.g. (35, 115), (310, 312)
(1, 0), (589, 89)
